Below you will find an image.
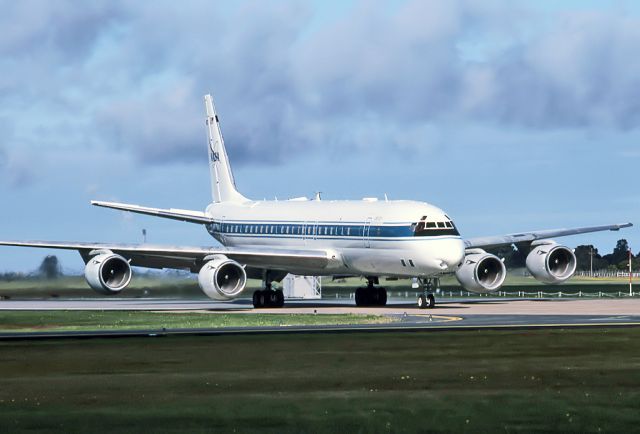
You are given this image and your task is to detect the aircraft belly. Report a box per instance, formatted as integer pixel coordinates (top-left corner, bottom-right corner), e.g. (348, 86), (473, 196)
(215, 235), (463, 277)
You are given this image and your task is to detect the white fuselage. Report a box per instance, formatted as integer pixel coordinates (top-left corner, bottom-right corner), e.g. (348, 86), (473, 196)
(205, 199), (465, 278)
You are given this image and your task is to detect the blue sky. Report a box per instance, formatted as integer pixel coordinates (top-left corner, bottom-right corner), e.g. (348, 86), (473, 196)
(0, 0), (638, 273)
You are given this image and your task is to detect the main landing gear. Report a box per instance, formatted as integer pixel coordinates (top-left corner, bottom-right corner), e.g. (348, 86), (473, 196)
(355, 277), (387, 307)
(252, 274), (284, 308)
(417, 278), (438, 309)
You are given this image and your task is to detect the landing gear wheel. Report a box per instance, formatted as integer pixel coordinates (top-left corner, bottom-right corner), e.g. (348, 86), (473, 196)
(253, 289), (285, 308)
(355, 287), (365, 307)
(267, 290), (278, 305)
(417, 294), (426, 309)
(377, 287), (387, 307)
(355, 286), (387, 307)
(417, 294), (435, 309)
(253, 290), (263, 308)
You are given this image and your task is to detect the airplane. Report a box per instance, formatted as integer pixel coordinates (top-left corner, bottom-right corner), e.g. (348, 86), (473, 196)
(0, 94), (632, 309)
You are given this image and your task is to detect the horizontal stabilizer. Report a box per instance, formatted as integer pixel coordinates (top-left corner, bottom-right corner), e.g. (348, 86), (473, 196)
(91, 201), (213, 224)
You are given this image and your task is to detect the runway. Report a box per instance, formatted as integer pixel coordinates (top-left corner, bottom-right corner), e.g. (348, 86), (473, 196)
(1, 296), (639, 315)
(0, 297), (638, 339)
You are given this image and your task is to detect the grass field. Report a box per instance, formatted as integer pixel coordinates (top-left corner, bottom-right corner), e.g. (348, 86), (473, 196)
(0, 328), (638, 433)
(0, 311), (393, 333)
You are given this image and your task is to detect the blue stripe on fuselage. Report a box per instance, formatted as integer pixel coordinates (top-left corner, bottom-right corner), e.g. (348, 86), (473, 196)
(206, 221), (415, 238)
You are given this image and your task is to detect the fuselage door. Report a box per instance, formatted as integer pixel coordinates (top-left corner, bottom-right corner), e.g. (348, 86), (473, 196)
(304, 221), (319, 242)
(219, 217), (227, 245)
(363, 217), (372, 248)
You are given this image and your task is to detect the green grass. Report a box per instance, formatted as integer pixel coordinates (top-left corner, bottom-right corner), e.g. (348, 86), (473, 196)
(0, 311), (394, 333)
(0, 328), (638, 433)
(0, 276), (207, 299)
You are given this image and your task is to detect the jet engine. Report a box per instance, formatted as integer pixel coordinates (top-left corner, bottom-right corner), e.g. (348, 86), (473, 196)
(84, 253), (132, 295)
(198, 255), (247, 300)
(526, 242), (576, 284)
(455, 249), (506, 293)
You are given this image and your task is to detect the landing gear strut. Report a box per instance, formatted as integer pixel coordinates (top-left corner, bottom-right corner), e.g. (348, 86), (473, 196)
(417, 278), (438, 309)
(252, 273), (285, 308)
(355, 277), (387, 307)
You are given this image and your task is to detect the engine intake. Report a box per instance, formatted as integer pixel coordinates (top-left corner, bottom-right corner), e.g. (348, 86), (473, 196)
(84, 253), (132, 295)
(526, 243), (576, 284)
(198, 255), (247, 300)
(455, 250), (506, 293)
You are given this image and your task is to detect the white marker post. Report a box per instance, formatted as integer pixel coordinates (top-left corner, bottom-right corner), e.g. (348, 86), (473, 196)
(629, 248), (633, 297)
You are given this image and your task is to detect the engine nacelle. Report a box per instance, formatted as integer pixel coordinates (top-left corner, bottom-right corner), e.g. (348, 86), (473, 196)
(526, 242), (576, 284)
(198, 255), (247, 300)
(84, 253), (132, 295)
(455, 250), (506, 294)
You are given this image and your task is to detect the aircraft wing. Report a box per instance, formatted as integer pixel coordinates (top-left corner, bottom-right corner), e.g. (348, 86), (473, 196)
(91, 201), (214, 224)
(0, 241), (334, 273)
(464, 223), (633, 249)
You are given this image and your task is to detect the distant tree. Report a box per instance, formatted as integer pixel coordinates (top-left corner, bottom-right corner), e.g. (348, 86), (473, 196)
(38, 255), (62, 279)
(0, 271), (26, 282)
(602, 239), (630, 267)
(615, 258), (638, 271)
(574, 245), (608, 271)
(487, 244), (526, 269)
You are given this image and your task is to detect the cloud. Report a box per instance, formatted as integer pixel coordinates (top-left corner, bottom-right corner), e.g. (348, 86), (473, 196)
(0, 1), (124, 59)
(1, 0), (640, 172)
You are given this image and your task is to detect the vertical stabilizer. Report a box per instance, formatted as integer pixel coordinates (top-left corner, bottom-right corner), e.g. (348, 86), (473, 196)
(204, 94), (249, 203)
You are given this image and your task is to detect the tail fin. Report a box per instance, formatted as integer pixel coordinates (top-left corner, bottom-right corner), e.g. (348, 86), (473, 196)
(204, 94), (249, 203)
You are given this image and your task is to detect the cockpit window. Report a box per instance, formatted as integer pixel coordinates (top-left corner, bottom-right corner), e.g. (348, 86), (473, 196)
(413, 216), (460, 237)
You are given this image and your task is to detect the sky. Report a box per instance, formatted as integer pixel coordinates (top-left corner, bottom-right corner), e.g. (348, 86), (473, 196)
(0, 0), (638, 273)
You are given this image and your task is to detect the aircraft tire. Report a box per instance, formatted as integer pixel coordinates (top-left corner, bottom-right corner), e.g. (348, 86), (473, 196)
(355, 287), (365, 307)
(259, 290), (268, 307)
(427, 293), (435, 308)
(378, 287), (387, 306)
(417, 294), (427, 309)
(253, 290), (263, 308)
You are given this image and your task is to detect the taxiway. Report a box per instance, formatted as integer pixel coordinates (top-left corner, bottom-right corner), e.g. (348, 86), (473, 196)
(0, 298), (638, 339)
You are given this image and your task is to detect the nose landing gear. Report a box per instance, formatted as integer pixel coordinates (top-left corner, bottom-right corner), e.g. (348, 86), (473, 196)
(417, 278), (438, 309)
(355, 277), (387, 307)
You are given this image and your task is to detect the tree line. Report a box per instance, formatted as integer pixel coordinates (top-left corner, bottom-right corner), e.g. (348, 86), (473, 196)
(488, 239), (636, 271)
(0, 255), (62, 281)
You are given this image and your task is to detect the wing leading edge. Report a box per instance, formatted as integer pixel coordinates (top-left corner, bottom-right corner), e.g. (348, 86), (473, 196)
(464, 222), (633, 249)
(0, 240), (334, 273)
